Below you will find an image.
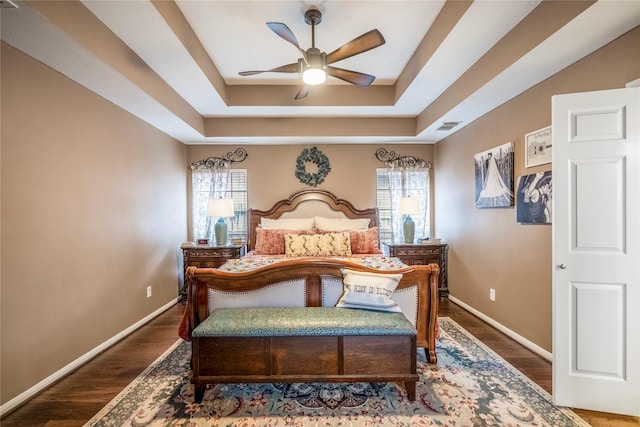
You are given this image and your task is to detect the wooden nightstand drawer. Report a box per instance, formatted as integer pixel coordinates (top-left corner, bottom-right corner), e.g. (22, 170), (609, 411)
(384, 243), (449, 298)
(393, 246), (444, 257)
(185, 247), (243, 260)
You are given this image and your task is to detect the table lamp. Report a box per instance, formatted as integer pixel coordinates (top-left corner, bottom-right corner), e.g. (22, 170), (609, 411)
(208, 198), (235, 246)
(398, 197), (421, 244)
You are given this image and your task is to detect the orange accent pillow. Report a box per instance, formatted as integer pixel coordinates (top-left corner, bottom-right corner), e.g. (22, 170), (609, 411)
(254, 228), (314, 255)
(349, 227), (382, 254)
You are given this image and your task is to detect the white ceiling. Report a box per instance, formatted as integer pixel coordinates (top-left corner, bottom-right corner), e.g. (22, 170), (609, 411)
(2, 0), (639, 145)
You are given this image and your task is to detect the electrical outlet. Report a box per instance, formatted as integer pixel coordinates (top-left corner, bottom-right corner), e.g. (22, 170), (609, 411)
(146, 286), (152, 298)
(489, 288), (496, 302)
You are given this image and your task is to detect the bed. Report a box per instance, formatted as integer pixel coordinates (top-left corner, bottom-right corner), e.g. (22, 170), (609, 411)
(179, 189), (439, 363)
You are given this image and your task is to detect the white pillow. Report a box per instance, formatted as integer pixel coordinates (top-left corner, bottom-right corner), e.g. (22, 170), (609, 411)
(261, 217), (315, 230)
(314, 216), (370, 231)
(336, 269), (402, 312)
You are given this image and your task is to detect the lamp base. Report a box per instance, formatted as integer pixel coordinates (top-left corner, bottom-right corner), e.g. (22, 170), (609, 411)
(214, 218), (228, 246)
(403, 216), (415, 244)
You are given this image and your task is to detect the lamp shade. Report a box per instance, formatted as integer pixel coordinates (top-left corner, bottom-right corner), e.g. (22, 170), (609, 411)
(398, 197), (421, 215)
(207, 198), (234, 218)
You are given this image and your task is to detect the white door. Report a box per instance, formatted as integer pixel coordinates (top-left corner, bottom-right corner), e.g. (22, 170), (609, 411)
(552, 87), (640, 416)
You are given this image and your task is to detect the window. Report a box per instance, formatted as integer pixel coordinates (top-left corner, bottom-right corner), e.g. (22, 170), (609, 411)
(376, 168), (430, 244)
(191, 169), (247, 243)
(225, 170), (248, 242)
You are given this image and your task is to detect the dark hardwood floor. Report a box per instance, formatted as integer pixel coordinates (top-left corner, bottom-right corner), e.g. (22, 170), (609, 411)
(2, 300), (638, 426)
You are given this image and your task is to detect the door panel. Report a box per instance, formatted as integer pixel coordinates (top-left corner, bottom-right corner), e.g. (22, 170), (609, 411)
(573, 282), (624, 377)
(552, 87), (639, 416)
(573, 158), (625, 251)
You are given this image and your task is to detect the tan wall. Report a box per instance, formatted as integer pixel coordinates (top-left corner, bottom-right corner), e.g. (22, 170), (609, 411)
(186, 144), (435, 235)
(1, 43), (187, 405)
(434, 26), (640, 352)
(2, 20), (637, 409)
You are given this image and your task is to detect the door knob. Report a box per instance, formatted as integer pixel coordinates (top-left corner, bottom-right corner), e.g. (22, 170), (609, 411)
(558, 264), (567, 269)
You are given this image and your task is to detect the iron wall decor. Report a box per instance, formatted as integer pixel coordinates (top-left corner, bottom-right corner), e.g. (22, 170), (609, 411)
(375, 147), (430, 168)
(190, 148), (248, 170)
(295, 146), (331, 187)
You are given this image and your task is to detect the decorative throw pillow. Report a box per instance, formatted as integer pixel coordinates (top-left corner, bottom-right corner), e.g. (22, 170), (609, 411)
(254, 228), (315, 255)
(314, 216), (370, 231)
(336, 269), (402, 312)
(284, 232), (352, 257)
(349, 227), (382, 254)
(261, 217), (315, 230)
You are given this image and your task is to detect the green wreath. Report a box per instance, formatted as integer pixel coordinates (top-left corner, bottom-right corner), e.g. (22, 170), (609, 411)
(295, 146), (331, 187)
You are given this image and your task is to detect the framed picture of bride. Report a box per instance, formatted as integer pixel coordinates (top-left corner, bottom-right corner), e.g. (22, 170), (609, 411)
(474, 142), (515, 208)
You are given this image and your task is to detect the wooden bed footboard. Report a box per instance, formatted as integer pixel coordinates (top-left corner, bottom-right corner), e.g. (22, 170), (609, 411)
(185, 258), (440, 363)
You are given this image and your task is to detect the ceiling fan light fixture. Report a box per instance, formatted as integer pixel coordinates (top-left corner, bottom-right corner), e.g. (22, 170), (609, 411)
(303, 48), (326, 85)
(303, 67), (326, 85)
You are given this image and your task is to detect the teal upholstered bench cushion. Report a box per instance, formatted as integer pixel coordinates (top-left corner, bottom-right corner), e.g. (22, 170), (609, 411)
(192, 307), (416, 338)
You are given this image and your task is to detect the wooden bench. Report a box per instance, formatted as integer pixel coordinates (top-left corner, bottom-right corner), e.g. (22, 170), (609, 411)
(182, 260), (440, 363)
(191, 307), (418, 402)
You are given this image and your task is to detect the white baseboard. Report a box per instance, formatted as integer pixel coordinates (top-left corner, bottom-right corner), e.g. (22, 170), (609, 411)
(0, 298), (180, 417)
(448, 295), (552, 362)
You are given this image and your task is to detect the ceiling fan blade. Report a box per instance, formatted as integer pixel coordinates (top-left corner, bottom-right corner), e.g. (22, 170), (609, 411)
(326, 29), (385, 65)
(295, 85), (310, 100)
(239, 63), (300, 76)
(266, 22), (308, 62)
(326, 66), (376, 87)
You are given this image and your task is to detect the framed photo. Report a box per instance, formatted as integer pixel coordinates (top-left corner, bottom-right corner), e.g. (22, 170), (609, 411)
(525, 126), (552, 167)
(474, 142), (514, 208)
(196, 238), (210, 246)
(516, 171), (552, 224)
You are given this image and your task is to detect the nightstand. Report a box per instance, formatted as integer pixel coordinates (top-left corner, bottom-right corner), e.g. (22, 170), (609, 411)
(384, 243), (449, 298)
(180, 243), (246, 301)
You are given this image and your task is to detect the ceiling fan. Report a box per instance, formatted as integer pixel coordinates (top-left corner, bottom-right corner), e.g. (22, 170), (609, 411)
(239, 7), (386, 100)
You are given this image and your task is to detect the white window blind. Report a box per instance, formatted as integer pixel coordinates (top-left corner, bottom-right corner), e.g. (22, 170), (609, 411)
(192, 169), (247, 243)
(376, 168), (430, 243)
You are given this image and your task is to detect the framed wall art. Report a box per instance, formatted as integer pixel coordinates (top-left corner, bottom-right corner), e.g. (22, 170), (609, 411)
(474, 142), (514, 208)
(516, 171), (552, 224)
(525, 126), (552, 167)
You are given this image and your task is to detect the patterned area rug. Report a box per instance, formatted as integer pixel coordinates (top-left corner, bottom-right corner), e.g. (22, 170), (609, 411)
(85, 317), (588, 426)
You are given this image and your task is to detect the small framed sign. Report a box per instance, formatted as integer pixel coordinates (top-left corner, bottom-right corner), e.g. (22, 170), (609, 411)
(525, 126), (552, 168)
(196, 238), (209, 246)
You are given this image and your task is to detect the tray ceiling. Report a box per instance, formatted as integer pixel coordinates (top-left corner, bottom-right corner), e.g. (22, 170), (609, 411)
(1, 1), (638, 145)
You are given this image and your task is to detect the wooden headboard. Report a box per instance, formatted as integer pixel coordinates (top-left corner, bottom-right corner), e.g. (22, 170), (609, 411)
(247, 189), (379, 251)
